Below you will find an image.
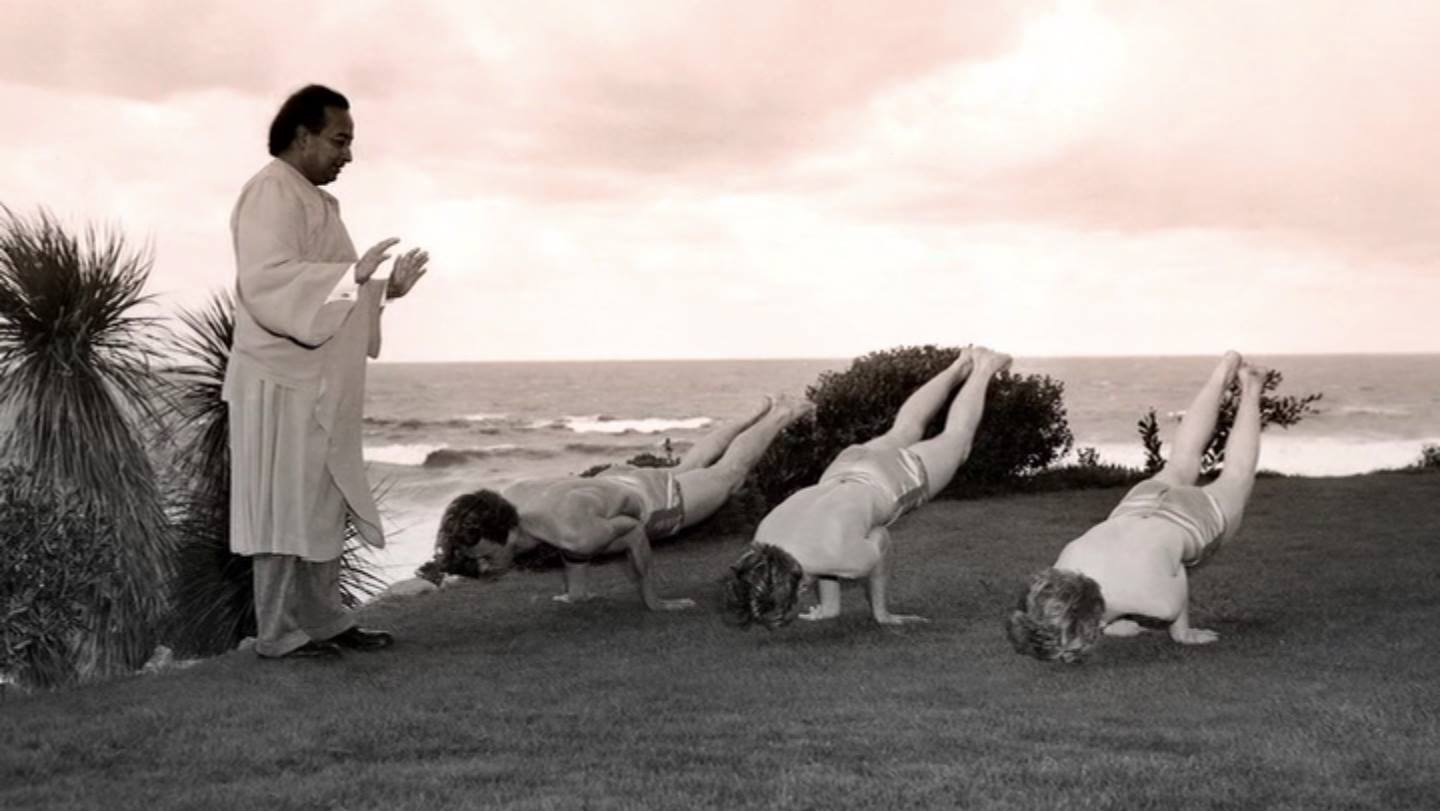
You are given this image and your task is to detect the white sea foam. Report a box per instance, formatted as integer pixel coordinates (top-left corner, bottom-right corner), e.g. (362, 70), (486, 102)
(1073, 436), (1439, 477)
(364, 444), (444, 467)
(1326, 405), (1411, 418)
(364, 442), (530, 467)
(548, 416), (714, 434)
(462, 412), (509, 422)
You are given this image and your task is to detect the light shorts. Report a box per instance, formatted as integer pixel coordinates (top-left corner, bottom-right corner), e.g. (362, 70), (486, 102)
(1109, 479), (1229, 567)
(597, 466), (687, 540)
(819, 445), (932, 527)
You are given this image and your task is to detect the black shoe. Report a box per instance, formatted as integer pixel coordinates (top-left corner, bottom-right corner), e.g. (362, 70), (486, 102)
(329, 626), (394, 651)
(261, 640), (343, 660)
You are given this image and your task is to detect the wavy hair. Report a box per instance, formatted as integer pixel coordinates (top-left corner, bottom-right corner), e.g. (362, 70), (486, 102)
(419, 489), (519, 582)
(1004, 568), (1105, 663)
(722, 544), (805, 630)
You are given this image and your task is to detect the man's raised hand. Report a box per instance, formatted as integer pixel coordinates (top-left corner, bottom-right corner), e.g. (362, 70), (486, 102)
(387, 247), (429, 300)
(355, 237), (400, 284)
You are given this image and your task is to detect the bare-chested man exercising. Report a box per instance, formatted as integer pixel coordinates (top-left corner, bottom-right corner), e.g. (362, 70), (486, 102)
(1006, 352), (1264, 662)
(425, 395), (811, 611)
(723, 346), (1012, 628)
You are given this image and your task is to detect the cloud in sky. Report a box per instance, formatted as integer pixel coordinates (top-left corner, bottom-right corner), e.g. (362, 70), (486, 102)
(1, 0), (1436, 360)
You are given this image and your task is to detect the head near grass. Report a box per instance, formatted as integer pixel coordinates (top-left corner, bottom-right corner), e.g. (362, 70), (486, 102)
(1005, 568), (1105, 663)
(722, 543), (805, 630)
(420, 489), (519, 583)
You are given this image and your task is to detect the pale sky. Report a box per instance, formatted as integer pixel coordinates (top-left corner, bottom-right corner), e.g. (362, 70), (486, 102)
(3, 0), (1437, 361)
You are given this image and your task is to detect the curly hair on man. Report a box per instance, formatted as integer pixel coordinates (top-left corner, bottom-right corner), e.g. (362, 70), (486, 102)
(418, 489), (519, 583)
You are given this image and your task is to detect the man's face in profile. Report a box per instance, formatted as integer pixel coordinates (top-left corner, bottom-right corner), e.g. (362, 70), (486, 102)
(297, 107), (353, 186)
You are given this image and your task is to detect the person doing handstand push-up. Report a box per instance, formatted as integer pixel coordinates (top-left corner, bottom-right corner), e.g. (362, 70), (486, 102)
(724, 346), (1012, 628)
(425, 395), (811, 611)
(1006, 352), (1265, 662)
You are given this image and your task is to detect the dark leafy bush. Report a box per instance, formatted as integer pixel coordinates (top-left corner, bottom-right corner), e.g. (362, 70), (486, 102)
(1138, 411), (1164, 474)
(1075, 447), (1102, 469)
(1136, 368), (1322, 477)
(0, 467), (124, 689)
(1413, 444), (1440, 471)
(741, 345), (1074, 514)
(578, 443), (680, 479)
(0, 207), (174, 676)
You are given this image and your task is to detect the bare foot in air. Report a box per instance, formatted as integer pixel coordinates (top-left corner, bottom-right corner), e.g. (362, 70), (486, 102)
(738, 395), (775, 430)
(1220, 350), (1244, 380)
(773, 394), (816, 424)
(1239, 362), (1267, 393)
(972, 347), (1013, 377)
(949, 345), (976, 377)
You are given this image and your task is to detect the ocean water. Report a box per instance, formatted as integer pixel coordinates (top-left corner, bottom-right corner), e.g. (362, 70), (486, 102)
(361, 354), (1440, 581)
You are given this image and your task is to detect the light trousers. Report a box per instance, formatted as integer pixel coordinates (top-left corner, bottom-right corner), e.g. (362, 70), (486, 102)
(251, 554), (354, 657)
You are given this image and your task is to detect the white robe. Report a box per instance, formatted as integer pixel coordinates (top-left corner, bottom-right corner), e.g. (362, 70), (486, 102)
(223, 158), (385, 561)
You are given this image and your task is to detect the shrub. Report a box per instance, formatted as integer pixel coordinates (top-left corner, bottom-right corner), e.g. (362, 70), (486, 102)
(0, 468), (124, 689)
(1414, 443), (1440, 471)
(578, 442), (680, 479)
(1135, 368), (1322, 477)
(1074, 447), (1103, 469)
(0, 207), (174, 677)
(742, 345), (1074, 513)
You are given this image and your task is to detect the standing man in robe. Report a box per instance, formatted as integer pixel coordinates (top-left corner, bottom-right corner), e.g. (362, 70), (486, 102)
(225, 84), (428, 659)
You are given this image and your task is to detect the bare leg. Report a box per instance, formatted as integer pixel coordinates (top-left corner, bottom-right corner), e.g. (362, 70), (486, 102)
(1157, 351), (1242, 486)
(799, 578), (842, 621)
(1204, 363), (1264, 535)
(909, 348), (1012, 497)
(673, 396), (773, 472)
(675, 396), (813, 526)
(865, 347), (975, 450)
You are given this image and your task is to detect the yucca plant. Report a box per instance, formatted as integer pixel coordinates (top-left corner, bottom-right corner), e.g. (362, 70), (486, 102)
(162, 290), (386, 656)
(0, 206), (174, 680)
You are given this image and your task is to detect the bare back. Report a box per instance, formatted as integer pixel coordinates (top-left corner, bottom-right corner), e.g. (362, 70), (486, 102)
(1055, 516), (1193, 622)
(502, 478), (644, 556)
(754, 479), (892, 579)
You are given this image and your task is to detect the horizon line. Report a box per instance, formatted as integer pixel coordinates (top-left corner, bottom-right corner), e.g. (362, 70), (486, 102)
(371, 350), (1440, 365)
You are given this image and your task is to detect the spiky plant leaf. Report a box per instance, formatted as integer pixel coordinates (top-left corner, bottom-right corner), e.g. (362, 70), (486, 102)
(0, 206), (174, 676)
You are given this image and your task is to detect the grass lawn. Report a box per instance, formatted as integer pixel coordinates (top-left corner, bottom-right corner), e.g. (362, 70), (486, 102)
(3, 472), (1439, 810)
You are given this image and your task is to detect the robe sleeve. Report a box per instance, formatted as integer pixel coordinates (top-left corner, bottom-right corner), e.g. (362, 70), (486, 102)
(234, 175), (356, 347)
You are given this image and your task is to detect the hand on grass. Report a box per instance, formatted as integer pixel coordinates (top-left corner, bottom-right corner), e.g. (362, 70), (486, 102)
(799, 605), (840, 622)
(1170, 626), (1220, 645)
(654, 598), (695, 611)
(1104, 619), (1143, 637)
(874, 612), (929, 626)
